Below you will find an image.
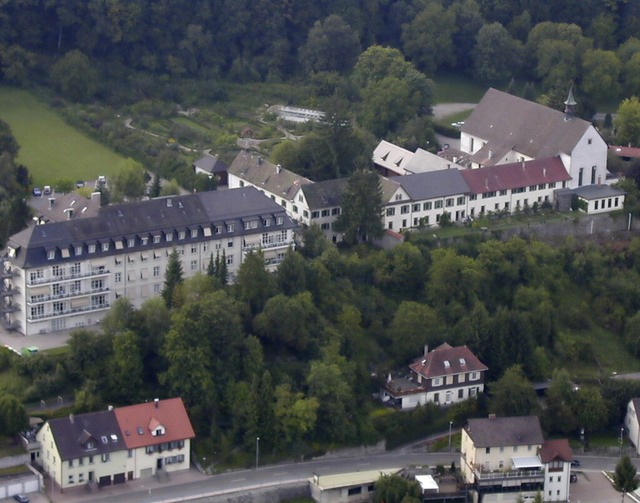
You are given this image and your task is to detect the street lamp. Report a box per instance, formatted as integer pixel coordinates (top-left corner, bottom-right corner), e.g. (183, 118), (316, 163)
(208, 173), (213, 191)
(620, 427), (625, 457)
(256, 437), (260, 469)
(449, 421), (453, 453)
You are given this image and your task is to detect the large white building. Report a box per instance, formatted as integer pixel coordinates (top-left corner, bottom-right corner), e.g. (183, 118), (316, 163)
(1, 187), (297, 336)
(459, 88), (609, 189)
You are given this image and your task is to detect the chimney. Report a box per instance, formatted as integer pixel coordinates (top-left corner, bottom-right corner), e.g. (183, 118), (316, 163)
(167, 199), (172, 207)
(48, 198), (55, 210)
(424, 344), (429, 357)
(598, 175), (602, 185)
(488, 149), (493, 160)
(522, 161), (525, 171)
(543, 168), (547, 178)
(154, 398), (159, 408)
(276, 164), (282, 174)
(258, 157), (263, 165)
(108, 405), (113, 411)
(69, 414), (74, 424)
(67, 208), (74, 220)
(488, 414), (496, 419)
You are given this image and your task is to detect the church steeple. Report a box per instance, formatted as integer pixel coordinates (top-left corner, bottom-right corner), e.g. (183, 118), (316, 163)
(564, 86), (577, 120)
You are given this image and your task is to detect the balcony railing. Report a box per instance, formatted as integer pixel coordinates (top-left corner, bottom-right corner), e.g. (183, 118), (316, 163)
(28, 286), (110, 305)
(27, 268), (110, 286)
(473, 468), (544, 483)
(27, 302), (110, 321)
(0, 303), (20, 313)
(0, 268), (18, 278)
(0, 286), (19, 297)
(243, 240), (291, 251)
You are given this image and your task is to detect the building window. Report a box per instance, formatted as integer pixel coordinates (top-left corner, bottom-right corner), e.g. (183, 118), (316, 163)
(102, 242), (109, 251)
(69, 475), (74, 484)
(75, 246), (83, 256)
(434, 200), (443, 209)
(386, 207), (395, 216)
(190, 260), (197, 271)
(311, 211), (319, 218)
(115, 272), (122, 283)
(591, 166), (597, 184)
(141, 237), (148, 245)
(79, 473), (84, 482)
(227, 240), (234, 248)
(446, 198), (454, 207)
(276, 216), (284, 225)
(485, 447), (491, 454)
(457, 196), (465, 205)
(227, 224), (235, 232)
(395, 193), (402, 201)
(469, 372), (479, 381)
(154, 284), (161, 294)
(191, 229), (198, 238)
(178, 231), (186, 240)
(348, 487), (362, 496)
(226, 255), (233, 265)
(101, 453), (110, 462)
(412, 203), (421, 212)
(321, 209), (330, 217)
(166, 233), (173, 242)
(128, 239), (135, 248)
(153, 266), (160, 277)
(332, 208), (340, 215)
(401, 205), (409, 214)
(423, 202), (432, 210)
(432, 377), (442, 386)
(153, 235), (161, 244)
(48, 250), (55, 260)
(578, 168), (584, 186)
(458, 389), (464, 398)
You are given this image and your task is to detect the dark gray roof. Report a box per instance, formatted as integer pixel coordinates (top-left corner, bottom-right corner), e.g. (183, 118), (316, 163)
(465, 416), (544, 448)
(29, 192), (101, 223)
(7, 187), (297, 269)
(193, 154), (228, 174)
(462, 88), (593, 164)
(397, 169), (470, 200)
(572, 184), (625, 200)
(49, 410), (125, 461)
(301, 178), (348, 209)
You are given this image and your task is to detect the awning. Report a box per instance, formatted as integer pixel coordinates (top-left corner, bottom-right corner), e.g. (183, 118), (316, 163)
(511, 456), (543, 469)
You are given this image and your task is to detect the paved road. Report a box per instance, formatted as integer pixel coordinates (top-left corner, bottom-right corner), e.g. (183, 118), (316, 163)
(34, 451), (640, 503)
(432, 103), (476, 120)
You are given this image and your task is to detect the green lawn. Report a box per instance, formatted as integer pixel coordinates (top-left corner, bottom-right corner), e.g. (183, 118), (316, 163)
(433, 72), (487, 103)
(0, 87), (126, 186)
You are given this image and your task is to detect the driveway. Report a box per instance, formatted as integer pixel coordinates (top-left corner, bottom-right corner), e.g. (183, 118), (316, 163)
(569, 471), (625, 503)
(432, 103), (476, 120)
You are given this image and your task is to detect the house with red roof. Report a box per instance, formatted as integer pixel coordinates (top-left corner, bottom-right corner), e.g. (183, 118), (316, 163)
(381, 343), (488, 409)
(35, 398), (194, 494)
(113, 397), (195, 479)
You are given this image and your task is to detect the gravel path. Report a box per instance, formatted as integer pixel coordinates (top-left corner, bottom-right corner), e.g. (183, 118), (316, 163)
(433, 102), (477, 119)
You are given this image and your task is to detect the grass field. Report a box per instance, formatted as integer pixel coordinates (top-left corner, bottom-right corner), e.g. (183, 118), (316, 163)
(433, 72), (488, 103)
(0, 87), (126, 186)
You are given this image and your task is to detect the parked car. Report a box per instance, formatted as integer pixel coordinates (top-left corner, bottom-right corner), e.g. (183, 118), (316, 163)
(20, 346), (38, 357)
(43, 185), (51, 195)
(14, 494), (30, 503)
(570, 472), (578, 483)
(32, 187), (42, 196)
(571, 459), (581, 467)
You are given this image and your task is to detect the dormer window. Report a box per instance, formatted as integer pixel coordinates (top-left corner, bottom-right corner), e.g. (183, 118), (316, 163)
(191, 229), (198, 238)
(128, 238), (135, 248)
(276, 216), (283, 225)
(459, 358), (466, 366)
(101, 436), (108, 444)
(48, 250), (55, 260)
(178, 231), (186, 240)
(227, 224), (235, 233)
(88, 244), (96, 254)
(166, 233), (173, 242)
(215, 226), (223, 234)
(141, 237), (148, 246)
(75, 246), (82, 256)
(102, 242), (109, 252)
(444, 360), (450, 368)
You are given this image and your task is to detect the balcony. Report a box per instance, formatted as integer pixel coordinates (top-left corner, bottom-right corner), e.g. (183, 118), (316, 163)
(243, 240), (291, 252)
(0, 286), (19, 297)
(0, 268), (18, 279)
(27, 268), (110, 286)
(27, 302), (110, 321)
(473, 468), (544, 487)
(0, 302), (20, 313)
(27, 286), (110, 305)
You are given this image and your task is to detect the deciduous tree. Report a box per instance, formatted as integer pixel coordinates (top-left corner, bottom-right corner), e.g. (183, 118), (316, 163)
(615, 97), (640, 147)
(614, 455), (638, 502)
(333, 169), (384, 244)
(490, 365), (538, 417)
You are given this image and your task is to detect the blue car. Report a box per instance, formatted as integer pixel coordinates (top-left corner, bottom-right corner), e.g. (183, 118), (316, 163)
(32, 187), (42, 197)
(14, 494), (30, 503)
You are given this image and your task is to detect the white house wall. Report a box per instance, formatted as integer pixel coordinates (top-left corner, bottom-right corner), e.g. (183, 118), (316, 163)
(567, 129), (608, 189)
(542, 462), (570, 502)
(626, 402), (640, 456)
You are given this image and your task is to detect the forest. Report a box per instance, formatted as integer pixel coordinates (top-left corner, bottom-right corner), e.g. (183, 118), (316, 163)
(4, 230), (640, 465)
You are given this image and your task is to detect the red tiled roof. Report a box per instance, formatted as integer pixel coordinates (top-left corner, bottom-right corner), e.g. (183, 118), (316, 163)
(609, 145), (640, 159)
(113, 398), (195, 449)
(461, 157), (570, 194)
(409, 343), (487, 378)
(539, 438), (573, 463)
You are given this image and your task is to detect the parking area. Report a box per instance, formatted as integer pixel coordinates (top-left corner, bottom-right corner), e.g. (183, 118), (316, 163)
(569, 471), (625, 503)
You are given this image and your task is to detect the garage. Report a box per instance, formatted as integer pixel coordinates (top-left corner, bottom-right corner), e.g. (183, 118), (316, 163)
(140, 468), (153, 478)
(99, 475), (112, 487)
(113, 473), (126, 485)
